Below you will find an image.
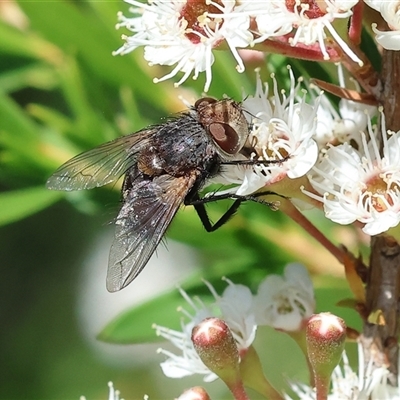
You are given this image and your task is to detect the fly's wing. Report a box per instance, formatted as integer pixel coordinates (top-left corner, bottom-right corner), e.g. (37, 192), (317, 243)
(107, 172), (198, 292)
(46, 130), (154, 191)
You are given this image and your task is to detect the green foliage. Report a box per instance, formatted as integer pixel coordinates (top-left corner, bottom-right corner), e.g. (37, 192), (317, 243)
(98, 288), (196, 344)
(0, 186), (62, 226)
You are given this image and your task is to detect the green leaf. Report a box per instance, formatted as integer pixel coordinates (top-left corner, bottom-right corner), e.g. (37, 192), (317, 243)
(16, 0), (170, 110)
(0, 63), (57, 93)
(336, 298), (358, 309)
(0, 186), (63, 226)
(98, 289), (189, 344)
(0, 20), (60, 62)
(27, 103), (73, 135)
(0, 90), (40, 138)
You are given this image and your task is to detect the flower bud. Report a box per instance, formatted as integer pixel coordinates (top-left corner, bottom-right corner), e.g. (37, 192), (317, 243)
(192, 317), (249, 399)
(192, 317), (239, 379)
(306, 313), (346, 399)
(175, 386), (210, 400)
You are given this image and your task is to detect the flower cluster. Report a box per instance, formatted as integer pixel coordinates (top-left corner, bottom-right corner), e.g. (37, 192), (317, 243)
(200, 64), (400, 237)
(114, 0), (253, 91)
(114, 0), (361, 91)
(113, 1), (400, 238)
(312, 64), (378, 148)
(207, 66), (400, 237)
(242, 0), (361, 62)
(154, 263), (315, 381)
(152, 267), (400, 399)
(305, 110), (400, 236)
(211, 67), (320, 197)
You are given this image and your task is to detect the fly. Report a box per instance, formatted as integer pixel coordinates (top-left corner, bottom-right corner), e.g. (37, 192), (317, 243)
(47, 98), (280, 292)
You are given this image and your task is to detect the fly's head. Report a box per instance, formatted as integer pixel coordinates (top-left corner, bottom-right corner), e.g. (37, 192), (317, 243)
(195, 97), (249, 160)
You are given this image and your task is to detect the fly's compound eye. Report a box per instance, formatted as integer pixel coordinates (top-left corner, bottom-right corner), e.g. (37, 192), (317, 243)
(209, 122), (241, 155)
(195, 97), (217, 110)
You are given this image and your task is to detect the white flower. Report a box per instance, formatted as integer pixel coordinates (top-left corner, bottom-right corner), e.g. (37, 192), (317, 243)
(107, 382), (124, 400)
(156, 321), (219, 382)
(287, 0), (361, 64)
(253, 263), (315, 331)
(205, 278), (257, 351)
(372, 23), (400, 50)
(154, 288), (218, 382)
(154, 281), (258, 381)
(217, 68), (319, 196)
(113, 0), (363, 91)
(370, 1), (400, 50)
(333, 98), (377, 144)
(313, 65), (377, 148)
(364, 0), (382, 12)
(236, 1), (294, 41)
(240, 0), (362, 65)
(114, 0), (253, 91)
(285, 344), (394, 399)
(80, 382), (125, 400)
(305, 111), (400, 236)
(314, 93), (344, 146)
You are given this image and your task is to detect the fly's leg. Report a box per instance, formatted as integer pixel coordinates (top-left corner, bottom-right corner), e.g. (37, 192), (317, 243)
(185, 190), (283, 232)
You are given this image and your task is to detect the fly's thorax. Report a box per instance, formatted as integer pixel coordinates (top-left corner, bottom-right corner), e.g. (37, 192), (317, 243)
(195, 98), (249, 159)
(144, 115), (218, 176)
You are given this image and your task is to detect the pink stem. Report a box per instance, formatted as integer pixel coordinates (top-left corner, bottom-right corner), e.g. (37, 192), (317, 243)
(315, 375), (330, 400)
(228, 381), (250, 400)
(348, 1), (364, 44)
(280, 199), (346, 264)
(257, 36), (341, 62)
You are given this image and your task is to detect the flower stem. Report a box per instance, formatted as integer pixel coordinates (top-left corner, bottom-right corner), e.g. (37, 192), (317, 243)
(314, 375), (330, 400)
(341, 41), (381, 98)
(240, 346), (284, 400)
(257, 37), (341, 63)
(348, 0), (363, 44)
(287, 330), (315, 387)
(228, 381), (250, 400)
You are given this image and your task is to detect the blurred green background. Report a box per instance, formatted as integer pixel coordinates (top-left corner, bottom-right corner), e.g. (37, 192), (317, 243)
(0, 1), (361, 399)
